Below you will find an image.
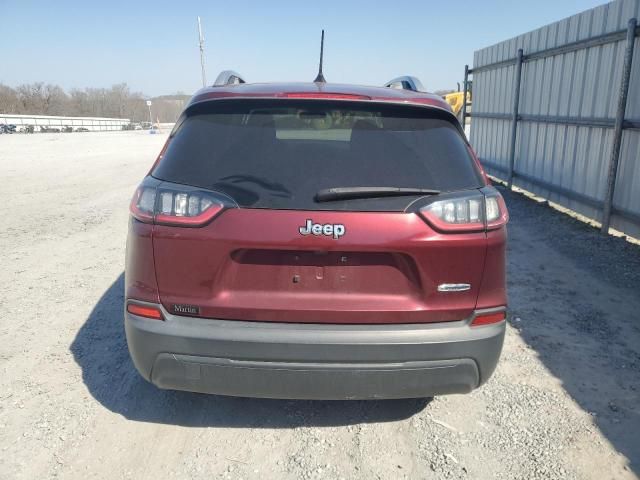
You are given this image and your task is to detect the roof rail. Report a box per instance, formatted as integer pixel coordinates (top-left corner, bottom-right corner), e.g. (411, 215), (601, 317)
(213, 70), (246, 87)
(383, 76), (425, 92)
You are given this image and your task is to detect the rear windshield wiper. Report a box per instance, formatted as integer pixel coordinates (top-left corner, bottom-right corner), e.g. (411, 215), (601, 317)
(315, 186), (440, 202)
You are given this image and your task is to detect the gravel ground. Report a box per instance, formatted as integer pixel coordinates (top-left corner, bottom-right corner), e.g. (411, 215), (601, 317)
(0, 131), (638, 480)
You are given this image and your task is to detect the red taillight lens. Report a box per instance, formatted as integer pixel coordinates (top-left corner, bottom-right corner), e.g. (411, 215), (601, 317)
(419, 188), (508, 233)
(129, 182), (231, 227)
(127, 303), (163, 320)
(471, 310), (506, 327)
(281, 92), (371, 100)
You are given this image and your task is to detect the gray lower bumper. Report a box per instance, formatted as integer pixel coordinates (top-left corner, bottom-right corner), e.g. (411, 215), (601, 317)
(124, 305), (505, 400)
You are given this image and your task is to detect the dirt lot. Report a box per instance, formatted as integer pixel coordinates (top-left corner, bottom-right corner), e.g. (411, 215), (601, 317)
(1, 131), (639, 480)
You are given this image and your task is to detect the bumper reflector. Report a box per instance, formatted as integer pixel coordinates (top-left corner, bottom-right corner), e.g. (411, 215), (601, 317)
(471, 311), (505, 327)
(127, 303), (164, 320)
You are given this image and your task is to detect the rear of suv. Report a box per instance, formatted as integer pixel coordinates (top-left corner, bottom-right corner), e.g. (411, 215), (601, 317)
(125, 78), (508, 400)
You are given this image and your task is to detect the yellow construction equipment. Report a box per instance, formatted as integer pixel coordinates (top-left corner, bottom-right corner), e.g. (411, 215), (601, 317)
(444, 90), (471, 118)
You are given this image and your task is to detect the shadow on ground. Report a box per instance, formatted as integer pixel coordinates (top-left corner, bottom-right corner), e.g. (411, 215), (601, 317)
(70, 274), (429, 428)
(500, 186), (640, 475)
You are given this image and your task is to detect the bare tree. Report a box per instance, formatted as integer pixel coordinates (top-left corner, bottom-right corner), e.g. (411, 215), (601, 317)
(16, 83), (46, 114)
(69, 88), (90, 116)
(1, 82), (189, 122)
(42, 84), (69, 115)
(0, 84), (22, 113)
(109, 83), (130, 118)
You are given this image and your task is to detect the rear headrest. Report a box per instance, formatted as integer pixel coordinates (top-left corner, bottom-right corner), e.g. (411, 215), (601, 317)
(350, 119), (381, 149)
(245, 114), (276, 143)
(246, 114), (275, 128)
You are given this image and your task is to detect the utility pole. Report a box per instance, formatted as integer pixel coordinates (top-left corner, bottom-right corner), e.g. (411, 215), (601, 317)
(146, 100), (153, 126)
(197, 16), (207, 87)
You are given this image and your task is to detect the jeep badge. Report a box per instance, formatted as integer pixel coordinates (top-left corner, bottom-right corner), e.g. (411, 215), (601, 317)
(299, 219), (345, 239)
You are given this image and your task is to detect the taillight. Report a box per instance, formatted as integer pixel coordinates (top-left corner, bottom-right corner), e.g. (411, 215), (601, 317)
(281, 92), (372, 100)
(484, 189), (509, 230)
(129, 180), (233, 227)
(154, 189), (225, 226)
(127, 303), (163, 320)
(420, 192), (485, 232)
(129, 186), (156, 223)
(419, 187), (508, 233)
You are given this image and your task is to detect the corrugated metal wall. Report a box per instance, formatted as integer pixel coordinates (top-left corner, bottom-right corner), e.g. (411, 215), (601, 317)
(470, 0), (640, 237)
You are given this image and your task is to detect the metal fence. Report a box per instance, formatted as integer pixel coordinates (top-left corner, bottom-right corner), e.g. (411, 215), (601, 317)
(0, 114), (130, 132)
(465, 0), (640, 237)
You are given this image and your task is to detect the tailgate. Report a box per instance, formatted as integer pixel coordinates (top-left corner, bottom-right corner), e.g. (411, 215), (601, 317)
(152, 209), (487, 324)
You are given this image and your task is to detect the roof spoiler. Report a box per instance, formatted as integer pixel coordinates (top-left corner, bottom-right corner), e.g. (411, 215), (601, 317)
(213, 70), (246, 87)
(383, 76), (425, 92)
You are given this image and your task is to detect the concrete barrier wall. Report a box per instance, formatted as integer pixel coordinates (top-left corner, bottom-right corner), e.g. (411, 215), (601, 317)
(0, 114), (130, 132)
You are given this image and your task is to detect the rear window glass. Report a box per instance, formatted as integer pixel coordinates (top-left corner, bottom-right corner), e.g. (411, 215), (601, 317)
(152, 100), (482, 211)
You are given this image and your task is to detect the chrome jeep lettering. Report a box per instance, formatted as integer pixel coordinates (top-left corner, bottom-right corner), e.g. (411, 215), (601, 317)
(299, 219), (345, 239)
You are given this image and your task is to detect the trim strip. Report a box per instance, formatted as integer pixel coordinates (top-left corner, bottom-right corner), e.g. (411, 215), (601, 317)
(437, 283), (471, 292)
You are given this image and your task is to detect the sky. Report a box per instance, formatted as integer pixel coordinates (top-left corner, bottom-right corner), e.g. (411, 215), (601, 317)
(0, 0), (609, 97)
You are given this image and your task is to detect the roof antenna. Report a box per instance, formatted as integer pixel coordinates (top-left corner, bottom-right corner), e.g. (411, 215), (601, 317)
(314, 30), (326, 83)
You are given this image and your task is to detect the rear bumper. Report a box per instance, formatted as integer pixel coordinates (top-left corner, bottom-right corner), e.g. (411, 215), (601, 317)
(124, 304), (506, 400)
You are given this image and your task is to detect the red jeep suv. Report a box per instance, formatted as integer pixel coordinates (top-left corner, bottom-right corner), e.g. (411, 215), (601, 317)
(125, 74), (508, 400)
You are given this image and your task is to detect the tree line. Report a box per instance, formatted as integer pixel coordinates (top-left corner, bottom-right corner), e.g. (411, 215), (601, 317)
(0, 82), (188, 123)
